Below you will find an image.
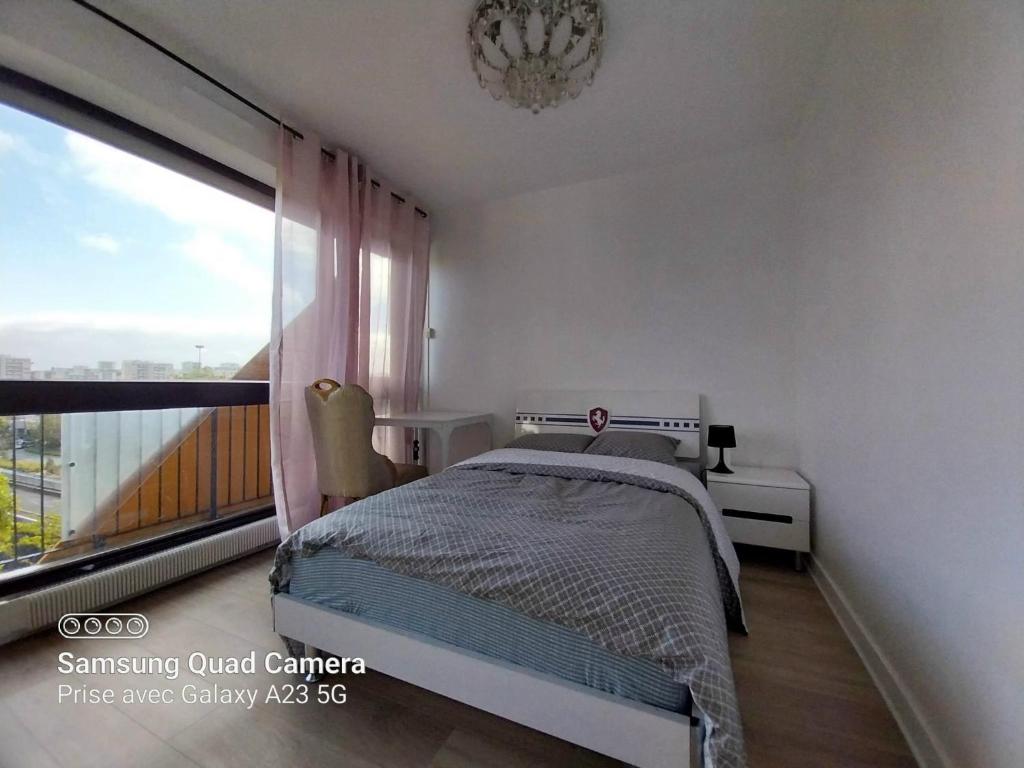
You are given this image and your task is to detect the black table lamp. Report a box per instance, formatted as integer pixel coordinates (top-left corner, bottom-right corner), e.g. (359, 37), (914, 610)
(707, 425), (736, 474)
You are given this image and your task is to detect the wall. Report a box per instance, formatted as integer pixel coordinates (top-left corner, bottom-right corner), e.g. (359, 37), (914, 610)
(428, 138), (801, 468)
(792, 2), (1023, 766)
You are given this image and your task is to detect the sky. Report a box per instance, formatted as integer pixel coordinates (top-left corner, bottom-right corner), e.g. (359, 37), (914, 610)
(0, 102), (274, 371)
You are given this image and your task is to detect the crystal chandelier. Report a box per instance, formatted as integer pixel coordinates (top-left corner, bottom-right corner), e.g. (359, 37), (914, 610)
(468, 0), (606, 113)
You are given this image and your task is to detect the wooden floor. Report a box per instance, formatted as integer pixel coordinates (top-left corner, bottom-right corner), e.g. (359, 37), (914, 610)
(0, 546), (915, 768)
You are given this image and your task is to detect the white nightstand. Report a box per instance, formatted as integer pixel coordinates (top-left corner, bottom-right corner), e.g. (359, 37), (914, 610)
(705, 466), (810, 570)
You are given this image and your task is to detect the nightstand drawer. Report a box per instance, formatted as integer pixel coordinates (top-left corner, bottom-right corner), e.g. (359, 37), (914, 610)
(707, 482), (809, 522)
(719, 514), (809, 552)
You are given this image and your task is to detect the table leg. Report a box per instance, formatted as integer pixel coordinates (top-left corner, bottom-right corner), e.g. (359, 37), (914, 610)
(439, 426), (453, 469)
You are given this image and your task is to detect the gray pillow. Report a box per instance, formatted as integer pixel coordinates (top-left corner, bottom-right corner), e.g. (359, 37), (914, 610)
(505, 433), (595, 453)
(583, 431), (679, 465)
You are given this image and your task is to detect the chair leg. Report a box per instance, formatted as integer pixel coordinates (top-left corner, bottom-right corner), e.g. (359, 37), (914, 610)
(320, 495), (329, 517)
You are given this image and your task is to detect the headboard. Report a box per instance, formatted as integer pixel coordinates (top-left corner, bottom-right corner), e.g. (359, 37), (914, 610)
(515, 389), (701, 459)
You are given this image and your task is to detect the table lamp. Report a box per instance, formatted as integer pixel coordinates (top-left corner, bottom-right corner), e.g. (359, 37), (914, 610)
(707, 425), (736, 474)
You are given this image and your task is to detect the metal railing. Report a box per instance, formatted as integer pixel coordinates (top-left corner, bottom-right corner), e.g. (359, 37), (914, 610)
(0, 381), (271, 580)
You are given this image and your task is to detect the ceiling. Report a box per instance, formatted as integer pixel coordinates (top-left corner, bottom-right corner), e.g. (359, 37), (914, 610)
(97, 0), (840, 211)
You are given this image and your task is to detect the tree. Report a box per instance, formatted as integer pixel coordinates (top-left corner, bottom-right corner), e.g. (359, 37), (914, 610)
(0, 474), (16, 562)
(0, 416), (10, 449)
(178, 366), (219, 380)
(24, 414), (61, 454)
(0, 474), (62, 568)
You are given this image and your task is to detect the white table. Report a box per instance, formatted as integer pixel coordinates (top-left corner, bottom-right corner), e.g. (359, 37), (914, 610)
(706, 465), (811, 570)
(375, 410), (493, 469)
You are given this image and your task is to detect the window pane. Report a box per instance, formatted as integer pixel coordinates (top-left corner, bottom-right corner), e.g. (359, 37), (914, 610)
(0, 101), (273, 381)
(0, 101), (274, 578)
(1, 405), (272, 577)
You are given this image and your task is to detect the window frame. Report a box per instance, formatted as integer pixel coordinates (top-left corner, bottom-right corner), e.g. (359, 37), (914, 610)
(0, 65), (274, 210)
(0, 66), (277, 597)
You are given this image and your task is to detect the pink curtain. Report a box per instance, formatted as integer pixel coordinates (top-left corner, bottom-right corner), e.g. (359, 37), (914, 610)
(270, 128), (429, 535)
(357, 178), (431, 461)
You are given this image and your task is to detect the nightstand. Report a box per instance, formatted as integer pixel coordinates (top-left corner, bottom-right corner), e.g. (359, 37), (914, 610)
(705, 466), (810, 570)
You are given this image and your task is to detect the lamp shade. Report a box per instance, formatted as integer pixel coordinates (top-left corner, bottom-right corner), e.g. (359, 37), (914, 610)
(707, 425), (736, 449)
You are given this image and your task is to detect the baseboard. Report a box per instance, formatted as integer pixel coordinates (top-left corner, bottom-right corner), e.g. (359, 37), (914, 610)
(808, 555), (953, 768)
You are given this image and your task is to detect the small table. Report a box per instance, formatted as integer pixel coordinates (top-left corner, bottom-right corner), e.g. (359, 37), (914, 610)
(706, 466), (811, 570)
(375, 411), (493, 469)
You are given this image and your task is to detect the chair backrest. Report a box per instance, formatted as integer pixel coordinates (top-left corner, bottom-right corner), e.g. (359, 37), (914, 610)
(304, 380), (394, 499)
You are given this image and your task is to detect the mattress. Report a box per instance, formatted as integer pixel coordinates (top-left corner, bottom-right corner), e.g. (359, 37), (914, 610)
(287, 547), (692, 714)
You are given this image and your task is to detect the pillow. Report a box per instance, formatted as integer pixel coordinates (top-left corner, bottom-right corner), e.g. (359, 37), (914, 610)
(505, 433), (595, 453)
(583, 431), (679, 466)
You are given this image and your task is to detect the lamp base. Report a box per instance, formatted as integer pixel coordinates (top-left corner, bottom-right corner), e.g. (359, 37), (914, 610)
(707, 447), (733, 474)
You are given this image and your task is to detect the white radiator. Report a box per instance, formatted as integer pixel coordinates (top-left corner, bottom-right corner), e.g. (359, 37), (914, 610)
(0, 517), (279, 645)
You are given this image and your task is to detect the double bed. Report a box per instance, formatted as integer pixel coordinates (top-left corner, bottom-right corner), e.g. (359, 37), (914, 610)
(270, 390), (746, 768)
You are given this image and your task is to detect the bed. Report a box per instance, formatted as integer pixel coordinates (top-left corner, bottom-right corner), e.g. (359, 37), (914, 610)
(270, 390), (746, 768)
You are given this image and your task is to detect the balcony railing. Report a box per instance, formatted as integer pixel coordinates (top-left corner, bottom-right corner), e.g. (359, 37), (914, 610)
(0, 380), (272, 588)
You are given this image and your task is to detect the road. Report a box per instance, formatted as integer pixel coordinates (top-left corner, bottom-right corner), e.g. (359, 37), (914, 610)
(14, 487), (61, 520)
(3, 447), (62, 466)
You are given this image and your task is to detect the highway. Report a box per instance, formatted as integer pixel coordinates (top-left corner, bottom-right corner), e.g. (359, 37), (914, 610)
(14, 487), (60, 520)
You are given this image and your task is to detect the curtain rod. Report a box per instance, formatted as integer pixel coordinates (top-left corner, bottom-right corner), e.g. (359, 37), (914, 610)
(69, 0), (428, 218)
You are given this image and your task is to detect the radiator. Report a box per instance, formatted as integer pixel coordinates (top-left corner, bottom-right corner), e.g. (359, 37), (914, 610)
(0, 517), (279, 645)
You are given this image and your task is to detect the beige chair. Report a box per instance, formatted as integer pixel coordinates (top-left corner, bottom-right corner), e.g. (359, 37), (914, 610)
(305, 379), (428, 516)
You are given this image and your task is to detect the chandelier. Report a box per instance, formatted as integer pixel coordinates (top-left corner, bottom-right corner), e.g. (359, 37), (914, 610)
(468, 0), (606, 113)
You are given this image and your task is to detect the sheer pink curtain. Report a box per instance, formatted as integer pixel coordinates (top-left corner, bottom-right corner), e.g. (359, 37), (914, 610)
(270, 128), (429, 535)
(356, 180), (431, 461)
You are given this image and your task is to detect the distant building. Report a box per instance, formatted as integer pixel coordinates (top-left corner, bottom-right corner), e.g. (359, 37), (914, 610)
(34, 363), (120, 381)
(121, 360), (175, 380)
(42, 366), (89, 381)
(0, 354), (32, 379)
(181, 361), (201, 375)
(96, 361), (119, 381)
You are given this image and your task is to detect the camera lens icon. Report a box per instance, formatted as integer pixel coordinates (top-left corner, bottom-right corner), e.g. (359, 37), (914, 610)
(126, 617), (147, 636)
(59, 613), (148, 640)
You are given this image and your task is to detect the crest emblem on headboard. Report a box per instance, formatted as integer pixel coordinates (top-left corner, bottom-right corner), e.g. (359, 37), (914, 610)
(588, 406), (609, 433)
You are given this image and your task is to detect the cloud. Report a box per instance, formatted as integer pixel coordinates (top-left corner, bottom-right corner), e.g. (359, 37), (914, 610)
(64, 132), (270, 238)
(79, 233), (121, 254)
(180, 232), (272, 301)
(0, 309), (263, 338)
(64, 130), (274, 305)
(0, 129), (49, 167)
(0, 316), (267, 370)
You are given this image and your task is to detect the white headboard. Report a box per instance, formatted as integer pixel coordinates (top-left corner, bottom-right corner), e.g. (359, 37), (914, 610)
(515, 389), (701, 459)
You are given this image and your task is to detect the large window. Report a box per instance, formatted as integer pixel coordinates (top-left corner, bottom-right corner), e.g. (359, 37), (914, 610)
(0, 101), (274, 382)
(0, 100), (275, 581)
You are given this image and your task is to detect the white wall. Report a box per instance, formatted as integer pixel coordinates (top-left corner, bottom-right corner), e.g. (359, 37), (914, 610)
(428, 139), (801, 467)
(432, 4), (1024, 765)
(792, 3), (1023, 766)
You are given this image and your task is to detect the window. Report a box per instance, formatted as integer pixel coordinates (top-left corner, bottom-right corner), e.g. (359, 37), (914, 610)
(0, 99), (274, 581)
(0, 101), (274, 382)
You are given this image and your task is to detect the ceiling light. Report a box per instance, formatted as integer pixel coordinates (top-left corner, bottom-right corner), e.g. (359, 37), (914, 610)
(468, 0), (606, 113)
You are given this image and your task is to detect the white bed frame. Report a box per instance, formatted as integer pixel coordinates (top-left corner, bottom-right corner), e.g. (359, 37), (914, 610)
(273, 390), (705, 767)
(515, 389), (702, 460)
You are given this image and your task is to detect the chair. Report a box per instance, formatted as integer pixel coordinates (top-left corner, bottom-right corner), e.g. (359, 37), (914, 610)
(305, 379), (428, 516)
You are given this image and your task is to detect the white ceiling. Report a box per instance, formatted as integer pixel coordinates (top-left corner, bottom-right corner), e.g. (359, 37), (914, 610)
(97, 0), (840, 211)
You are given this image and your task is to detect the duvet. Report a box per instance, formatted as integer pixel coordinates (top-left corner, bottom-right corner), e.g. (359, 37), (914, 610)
(270, 448), (747, 768)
